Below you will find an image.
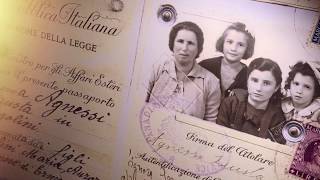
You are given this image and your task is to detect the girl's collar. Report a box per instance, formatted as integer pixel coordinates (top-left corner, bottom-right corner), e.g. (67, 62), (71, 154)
(282, 97), (320, 116)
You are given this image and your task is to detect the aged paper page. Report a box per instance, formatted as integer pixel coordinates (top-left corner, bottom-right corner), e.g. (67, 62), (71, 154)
(121, 0), (320, 179)
(0, 0), (144, 179)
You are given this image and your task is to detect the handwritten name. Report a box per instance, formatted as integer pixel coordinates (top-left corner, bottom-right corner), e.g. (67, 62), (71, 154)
(34, 89), (105, 122)
(147, 132), (203, 161)
(202, 155), (264, 180)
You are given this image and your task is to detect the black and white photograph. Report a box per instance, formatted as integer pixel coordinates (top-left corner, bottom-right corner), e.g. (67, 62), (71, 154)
(1, 0), (320, 179)
(139, 0), (320, 145)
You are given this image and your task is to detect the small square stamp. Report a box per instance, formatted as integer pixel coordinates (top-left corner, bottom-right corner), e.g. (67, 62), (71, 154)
(289, 124), (320, 180)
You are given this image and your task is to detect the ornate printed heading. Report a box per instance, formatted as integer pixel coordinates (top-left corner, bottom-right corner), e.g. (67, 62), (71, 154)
(18, 0), (122, 36)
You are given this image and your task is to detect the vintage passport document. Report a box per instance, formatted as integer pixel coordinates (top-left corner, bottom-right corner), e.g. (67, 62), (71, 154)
(120, 0), (320, 180)
(0, 0), (319, 180)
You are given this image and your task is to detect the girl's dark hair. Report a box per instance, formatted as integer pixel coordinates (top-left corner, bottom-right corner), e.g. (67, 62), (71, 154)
(169, 21), (204, 59)
(284, 62), (320, 99)
(216, 22), (255, 60)
(248, 58), (283, 102)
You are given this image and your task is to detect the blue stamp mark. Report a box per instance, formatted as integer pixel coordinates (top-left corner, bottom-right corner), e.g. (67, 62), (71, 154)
(311, 17), (320, 45)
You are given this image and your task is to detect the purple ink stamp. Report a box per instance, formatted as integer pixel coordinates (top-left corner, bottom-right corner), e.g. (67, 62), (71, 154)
(140, 96), (231, 176)
(289, 124), (320, 179)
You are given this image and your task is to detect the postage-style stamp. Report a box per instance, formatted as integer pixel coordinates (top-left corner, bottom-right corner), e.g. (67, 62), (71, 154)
(289, 124), (320, 180)
(306, 16), (320, 48)
(311, 17), (320, 45)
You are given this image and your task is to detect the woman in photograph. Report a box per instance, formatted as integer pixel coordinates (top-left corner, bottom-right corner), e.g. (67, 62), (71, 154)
(146, 21), (221, 122)
(199, 22), (255, 98)
(282, 61), (320, 127)
(217, 58), (285, 142)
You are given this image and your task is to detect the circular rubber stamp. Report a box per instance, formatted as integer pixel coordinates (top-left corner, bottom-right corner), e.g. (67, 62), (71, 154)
(140, 96), (231, 176)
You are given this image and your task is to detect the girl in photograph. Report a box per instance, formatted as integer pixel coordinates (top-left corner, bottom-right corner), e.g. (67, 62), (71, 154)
(199, 22), (255, 98)
(217, 58), (285, 142)
(282, 61), (320, 127)
(146, 21), (221, 122)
